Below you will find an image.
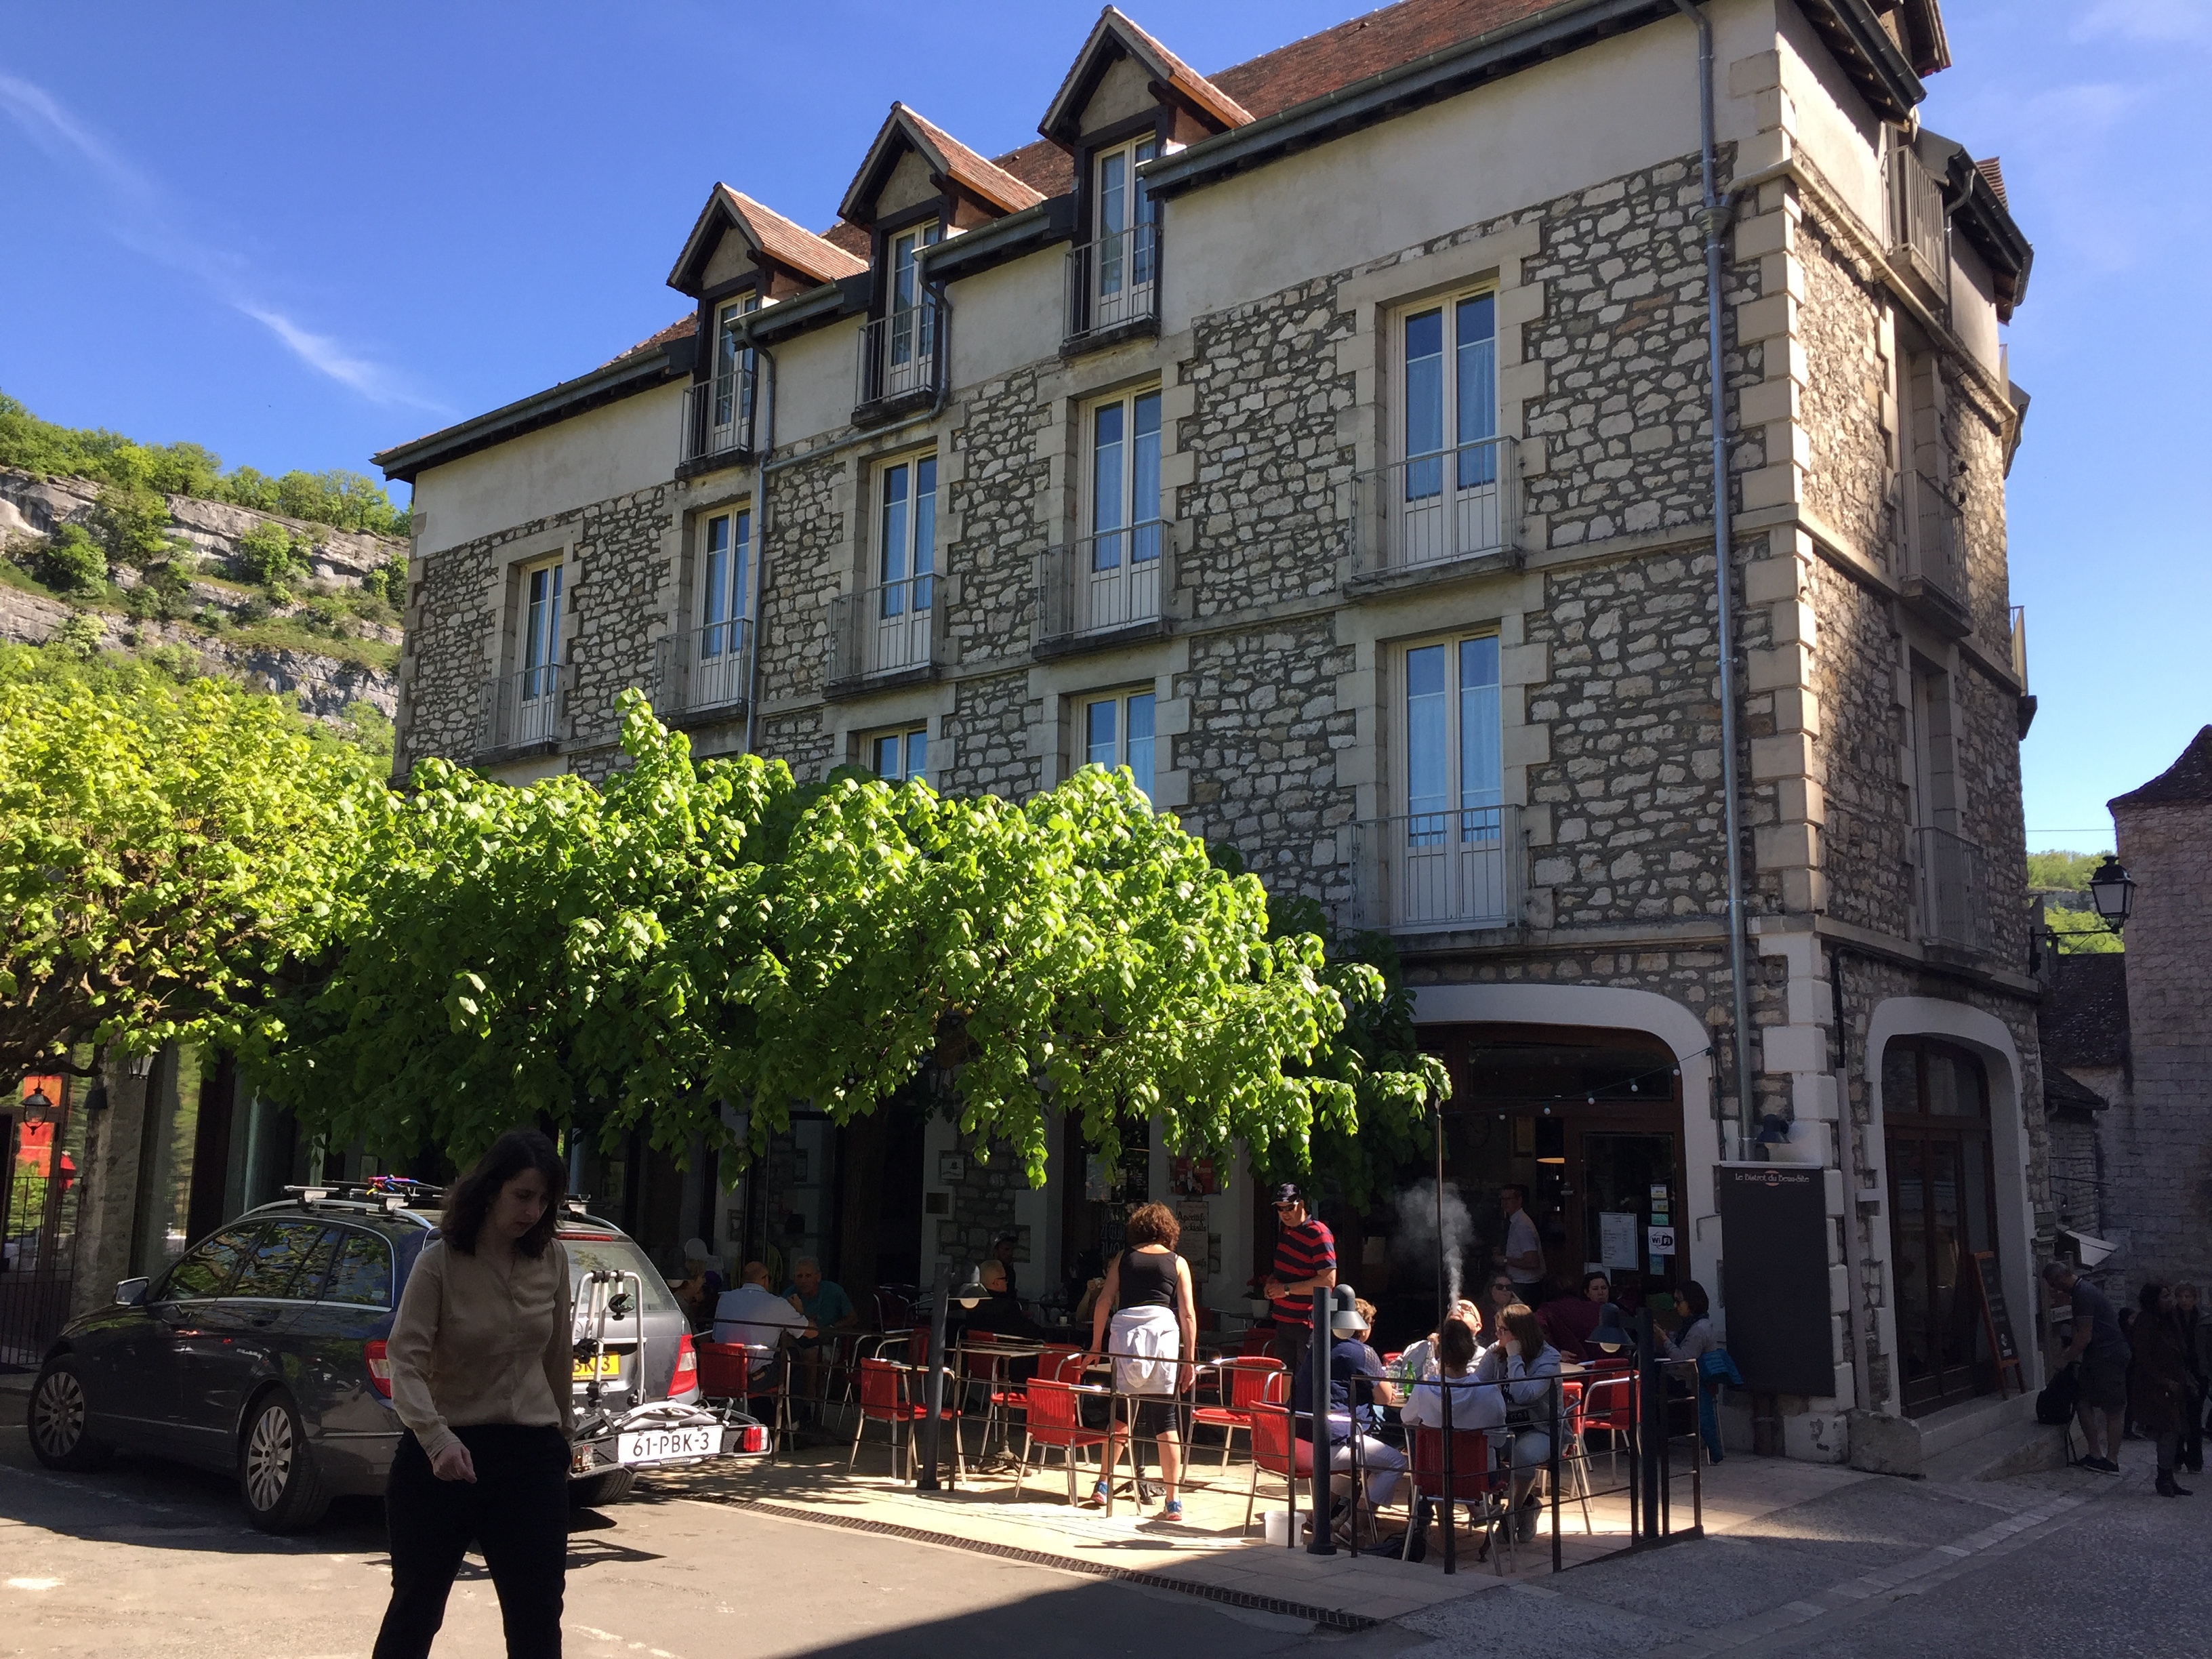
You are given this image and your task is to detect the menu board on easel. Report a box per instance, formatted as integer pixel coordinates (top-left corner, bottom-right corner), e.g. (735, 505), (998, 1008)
(1969, 1250), (2024, 1399)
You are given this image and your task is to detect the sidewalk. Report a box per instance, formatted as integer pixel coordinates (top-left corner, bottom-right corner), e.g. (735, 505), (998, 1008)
(643, 1425), (1871, 1627)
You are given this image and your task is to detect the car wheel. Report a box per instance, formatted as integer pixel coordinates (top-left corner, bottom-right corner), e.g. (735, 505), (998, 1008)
(569, 1467), (637, 1508)
(239, 1389), (329, 1534)
(28, 1357), (114, 1472)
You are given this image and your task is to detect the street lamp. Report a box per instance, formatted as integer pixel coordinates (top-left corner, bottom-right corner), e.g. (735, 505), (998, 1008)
(19, 1086), (54, 1125)
(915, 1261), (990, 1494)
(2087, 855), (2135, 933)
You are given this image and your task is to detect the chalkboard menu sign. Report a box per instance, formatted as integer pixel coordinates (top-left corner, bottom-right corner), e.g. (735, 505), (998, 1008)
(1970, 1250), (2024, 1397)
(1715, 1164), (1832, 1396)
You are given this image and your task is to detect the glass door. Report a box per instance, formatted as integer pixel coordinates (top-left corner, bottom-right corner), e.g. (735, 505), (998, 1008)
(1572, 1130), (1683, 1300)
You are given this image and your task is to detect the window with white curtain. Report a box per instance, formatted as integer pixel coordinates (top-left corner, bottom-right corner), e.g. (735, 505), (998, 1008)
(1402, 634), (1500, 838)
(1083, 689), (1156, 802)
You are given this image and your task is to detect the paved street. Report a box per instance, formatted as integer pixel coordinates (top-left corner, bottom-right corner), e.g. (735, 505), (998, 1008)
(3, 1378), (2204, 1659)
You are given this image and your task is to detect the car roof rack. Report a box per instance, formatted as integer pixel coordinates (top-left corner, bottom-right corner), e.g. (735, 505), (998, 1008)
(282, 1176), (446, 1213)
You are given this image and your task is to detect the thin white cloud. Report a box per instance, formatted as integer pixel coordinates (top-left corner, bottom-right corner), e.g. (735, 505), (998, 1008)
(2073, 0), (2212, 45)
(0, 68), (443, 413)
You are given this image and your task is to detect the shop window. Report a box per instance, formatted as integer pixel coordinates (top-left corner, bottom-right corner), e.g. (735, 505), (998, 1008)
(1883, 1036), (2000, 1416)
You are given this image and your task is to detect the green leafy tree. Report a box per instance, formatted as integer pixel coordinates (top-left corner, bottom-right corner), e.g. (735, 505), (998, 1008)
(35, 524), (107, 595)
(234, 520), (312, 590)
(89, 483), (173, 567)
(0, 648), (382, 1080)
(49, 613), (103, 660)
(255, 693), (1443, 1183)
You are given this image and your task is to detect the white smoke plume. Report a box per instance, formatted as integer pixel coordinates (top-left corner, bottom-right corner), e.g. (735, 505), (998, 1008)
(1393, 1180), (1475, 1309)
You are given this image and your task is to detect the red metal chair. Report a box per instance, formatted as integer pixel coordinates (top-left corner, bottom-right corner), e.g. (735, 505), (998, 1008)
(1409, 1422), (1511, 1574)
(1012, 1377), (1111, 1503)
(1242, 1370), (1315, 1537)
(1581, 1364), (1637, 1478)
(1192, 1355), (1284, 1468)
(1237, 1324), (1277, 1359)
(697, 1340), (790, 1457)
(848, 1357), (964, 1482)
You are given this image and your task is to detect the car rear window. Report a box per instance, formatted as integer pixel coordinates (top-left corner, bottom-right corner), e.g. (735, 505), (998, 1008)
(165, 1226), (261, 1300)
(230, 1221), (331, 1299)
(560, 1235), (680, 1314)
(322, 1231), (394, 1307)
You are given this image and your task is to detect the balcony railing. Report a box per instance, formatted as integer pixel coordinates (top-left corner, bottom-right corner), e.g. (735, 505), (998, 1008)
(829, 573), (943, 685)
(1065, 223), (1161, 344)
(660, 619), (753, 718)
(483, 661), (566, 753)
(1900, 465), (1968, 619)
(1036, 521), (1170, 648)
(680, 367), (757, 467)
(855, 296), (943, 411)
(1349, 435), (1519, 579)
(1347, 806), (1525, 933)
(1914, 825), (1992, 954)
(1886, 142), (1948, 295)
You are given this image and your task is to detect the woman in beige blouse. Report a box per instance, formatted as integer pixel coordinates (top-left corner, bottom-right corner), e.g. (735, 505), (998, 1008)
(374, 1130), (573, 1659)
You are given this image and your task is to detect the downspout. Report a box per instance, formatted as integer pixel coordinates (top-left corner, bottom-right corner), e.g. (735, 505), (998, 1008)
(735, 272), (954, 762)
(1675, 0), (1755, 1151)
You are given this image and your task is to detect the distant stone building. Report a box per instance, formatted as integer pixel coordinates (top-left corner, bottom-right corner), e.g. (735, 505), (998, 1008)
(373, 0), (2042, 1469)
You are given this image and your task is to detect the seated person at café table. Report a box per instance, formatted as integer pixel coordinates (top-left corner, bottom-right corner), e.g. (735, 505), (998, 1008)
(963, 1260), (1046, 1342)
(784, 1256), (857, 1404)
(1537, 1271), (1612, 1361)
(712, 1261), (815, 1379)
(666, 1237), (726, 1329)
(1292, 1292), (1408, 1540)
(1472, 1303), (1563, 1545)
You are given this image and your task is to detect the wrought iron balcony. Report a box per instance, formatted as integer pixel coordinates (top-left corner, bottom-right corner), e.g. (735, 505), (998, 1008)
(1886, 142), (1948, 297)
(1900, 465), (1969, 628)
(1065, 223), (1161, 346)
(680, 366), (756, 468)
(1914, 825), (1992, 954)
(1347, 805), (1525, 934)
(855, 296), (943, 413)
(1348, 435), (1519, 582)
(659, 619), (753, 720)
(828, 573), (943, 687)
(483, 661), (566, 754)
(1035, 521), (1172, 651)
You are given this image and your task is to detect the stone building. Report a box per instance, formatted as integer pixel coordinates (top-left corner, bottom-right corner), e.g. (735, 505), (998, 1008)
(373, 0), (2041, 1470)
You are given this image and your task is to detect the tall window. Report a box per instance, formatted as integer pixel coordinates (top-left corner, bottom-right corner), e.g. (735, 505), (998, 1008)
(520, 558), (563, 699)
(1094, 137), (1158, 295)
(1883, 1038), (1999, 1414)
(1087, 389), (1162, 571)
(1404, 635), (1500, 838)
(888, 222), (942, 368)
(878, 454), (937, 616)
(1084, 690), (1155, 801)
(871, 726), (928, 783)
(1402, 293), (1498, 493)
(699, 508), (750, 656)
(713, 293), (760, 432)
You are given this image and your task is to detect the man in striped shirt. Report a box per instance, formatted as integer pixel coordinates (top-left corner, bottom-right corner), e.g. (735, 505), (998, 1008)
(1262, 1183), (1338, 1370)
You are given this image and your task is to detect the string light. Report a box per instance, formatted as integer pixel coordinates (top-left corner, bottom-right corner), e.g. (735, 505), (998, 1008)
(1452, 1047), (1712, 1112)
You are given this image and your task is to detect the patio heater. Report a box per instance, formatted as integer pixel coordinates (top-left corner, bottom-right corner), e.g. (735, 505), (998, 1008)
(916, 1260), (988, 1493)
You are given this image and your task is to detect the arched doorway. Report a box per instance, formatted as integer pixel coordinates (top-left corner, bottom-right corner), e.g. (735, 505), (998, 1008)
(1882, 1036), (2002, 1414)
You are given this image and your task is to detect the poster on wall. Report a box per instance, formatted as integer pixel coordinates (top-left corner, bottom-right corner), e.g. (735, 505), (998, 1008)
(1170, 1155), (1219, 1197)
(1599, 1211), (1641, 1271)
(1084, 1155), (1112, 1202)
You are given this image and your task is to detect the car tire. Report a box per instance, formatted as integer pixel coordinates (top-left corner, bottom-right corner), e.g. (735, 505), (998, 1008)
(238, 1388), (329, 1534)
(27, 1357), (115, 1472)
(569, 1467), (637, 1508)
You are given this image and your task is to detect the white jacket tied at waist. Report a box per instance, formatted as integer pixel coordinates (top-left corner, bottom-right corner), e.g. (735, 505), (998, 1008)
(1109, 1305), (1181, 1394)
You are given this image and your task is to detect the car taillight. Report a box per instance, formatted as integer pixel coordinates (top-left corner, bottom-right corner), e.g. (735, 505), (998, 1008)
(673, 1332), (697, 1390)
(365, 1340), (393, 1399)
(741, 1424), (767, 1454)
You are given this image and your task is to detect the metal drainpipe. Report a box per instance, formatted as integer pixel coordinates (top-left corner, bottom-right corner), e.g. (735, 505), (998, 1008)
(1675, 0), (1755, 1151)
(734, 277), (954, 762)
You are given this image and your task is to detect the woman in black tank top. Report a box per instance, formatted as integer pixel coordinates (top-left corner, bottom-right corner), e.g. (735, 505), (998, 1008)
(1084, 1203), (1196, 1518)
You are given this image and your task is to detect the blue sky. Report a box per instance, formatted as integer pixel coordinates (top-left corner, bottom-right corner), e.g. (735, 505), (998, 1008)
(1, 1), (2204, 851)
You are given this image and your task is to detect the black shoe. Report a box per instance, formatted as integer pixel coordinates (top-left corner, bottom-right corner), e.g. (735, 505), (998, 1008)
(2081, 1456), (2122, 1475)
(2156, 1471), (2190, 1498)
(1404, 1499), (1431, 1565)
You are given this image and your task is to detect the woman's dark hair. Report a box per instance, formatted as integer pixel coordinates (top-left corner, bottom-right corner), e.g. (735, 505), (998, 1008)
(1438, 1317), (1478, 1374)
(2138, 1282), (2168, 1315)
(441, 1130), (567, 1258)
(1123, 1201), (1180, 1250)
(1584, 1271), (1611, 1297)
(1678, 1279), (1711, 1322)
(1501, 1303), (1547, 1361)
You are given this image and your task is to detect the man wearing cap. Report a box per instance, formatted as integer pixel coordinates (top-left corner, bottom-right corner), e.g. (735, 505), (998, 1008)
(1261, 1184), (1338, 1371)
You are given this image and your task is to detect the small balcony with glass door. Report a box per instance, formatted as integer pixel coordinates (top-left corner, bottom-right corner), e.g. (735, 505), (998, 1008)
(830, 453), (943, 691)
(661, 507), (753, 727)
(855, 222), (943, 419)
(1349, 293), (1519, 590)
(1065, 137), (1160, 350)
(1036, 388), (1171, 655)
(680, 295), (759, 474)
(484, 560), (566, 756)
(1349, 636), (1523, 933)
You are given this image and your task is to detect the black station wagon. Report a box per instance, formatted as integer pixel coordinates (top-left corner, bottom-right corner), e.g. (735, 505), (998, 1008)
(23, 1185), (750, 1531)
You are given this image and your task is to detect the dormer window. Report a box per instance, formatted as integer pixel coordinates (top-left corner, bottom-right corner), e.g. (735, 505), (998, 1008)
(707, 293), (760, 449)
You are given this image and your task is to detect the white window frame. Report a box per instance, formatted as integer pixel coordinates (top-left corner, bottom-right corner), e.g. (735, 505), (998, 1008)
(1389, 290), (1502, 565)
(865, 450), (938, 675)
(518, 556), (564, 695)
(1081, 688), (1157, 803)
(869, 725), (929, 784)
(1092, 136), (1158, 305)
(886, 221), (943, 374)
(1398, 632), (1502, 831)
(711, 293), (760, 435)
(690, 507), (751, 709)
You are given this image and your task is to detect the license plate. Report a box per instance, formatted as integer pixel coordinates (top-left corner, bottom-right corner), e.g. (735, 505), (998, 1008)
(618, 1426), (717, 1465)
(573, 1354), (622, 1380)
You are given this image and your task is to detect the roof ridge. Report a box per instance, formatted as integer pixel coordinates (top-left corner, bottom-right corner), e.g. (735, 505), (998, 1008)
(2111, 724), (2212, 810)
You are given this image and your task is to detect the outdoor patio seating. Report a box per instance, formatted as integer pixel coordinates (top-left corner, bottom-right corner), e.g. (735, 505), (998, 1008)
(1241, 1370), (1313, 1536)
(697, 1340), (792, 1456)
(1191, 1354), (1282, 1467)
(848, 1355), (965, 1482)
(1408, 1422), (1511, 1574)
(1010, 1376), (1109, 1503)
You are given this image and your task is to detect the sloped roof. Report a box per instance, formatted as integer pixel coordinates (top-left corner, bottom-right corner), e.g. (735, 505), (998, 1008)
(667, 185), (867, 298)
(840, 102), (1046, 226)
(1041, 7), (1253, 142)
(2039, 952), (2130, 1071)
(1209, 0), (1559, 118)
(2044, 1066), (2109, 1114)
(2111, 725), (2212, 811)
(599, 313), (696, 371)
